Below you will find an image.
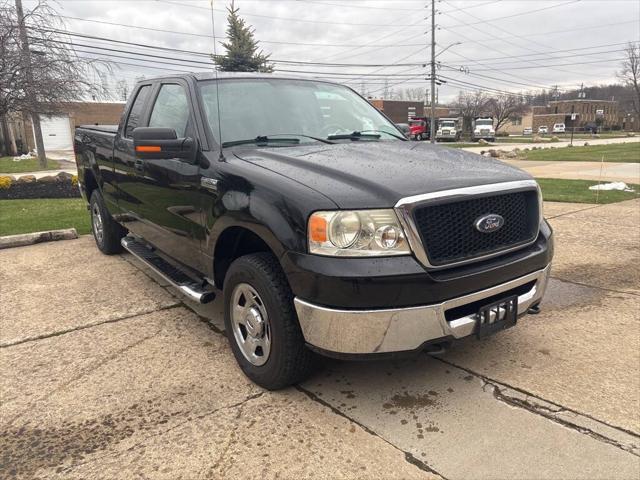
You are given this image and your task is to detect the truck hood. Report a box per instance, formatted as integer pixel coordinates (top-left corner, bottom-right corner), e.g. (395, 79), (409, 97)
(232, 141), (532, 209)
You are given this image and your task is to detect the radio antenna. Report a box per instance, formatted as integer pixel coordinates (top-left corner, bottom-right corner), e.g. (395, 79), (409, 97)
(210, 0), (224, 161)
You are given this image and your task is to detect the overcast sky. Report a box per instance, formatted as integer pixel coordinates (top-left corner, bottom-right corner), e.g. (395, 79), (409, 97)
(23, 0), (640, 102)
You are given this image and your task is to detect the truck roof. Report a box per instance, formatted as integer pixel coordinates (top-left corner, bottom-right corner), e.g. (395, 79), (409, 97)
(136, 72), (342, 86)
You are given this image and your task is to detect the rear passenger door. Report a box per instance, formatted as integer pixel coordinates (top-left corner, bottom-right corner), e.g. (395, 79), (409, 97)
(134, 81), (204, 271)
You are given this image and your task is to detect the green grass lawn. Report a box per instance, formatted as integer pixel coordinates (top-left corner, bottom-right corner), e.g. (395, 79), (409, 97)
(537, 178), (640, 204)
(519, 143), (640, 162)
(0, 156), (61, 174)
(0, 198), (91, 236)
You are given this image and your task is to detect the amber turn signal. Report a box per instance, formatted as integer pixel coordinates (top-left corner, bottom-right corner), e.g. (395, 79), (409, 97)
(309, 214), (328, 243)
(136, 145), (161, 152)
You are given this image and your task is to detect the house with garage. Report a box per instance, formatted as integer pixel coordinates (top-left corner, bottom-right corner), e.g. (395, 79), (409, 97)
(8, 101), (125, 154)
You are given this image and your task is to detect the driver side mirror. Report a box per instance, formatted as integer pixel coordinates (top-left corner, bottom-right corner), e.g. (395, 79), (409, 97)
(132, 127), (197, 163)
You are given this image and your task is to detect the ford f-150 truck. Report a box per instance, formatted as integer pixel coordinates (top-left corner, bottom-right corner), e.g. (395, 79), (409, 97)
(75, 73), (553, 390)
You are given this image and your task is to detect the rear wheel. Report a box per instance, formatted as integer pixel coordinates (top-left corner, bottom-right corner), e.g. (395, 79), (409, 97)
(90, 190), (126, 254)
(223, 252), (317, 390)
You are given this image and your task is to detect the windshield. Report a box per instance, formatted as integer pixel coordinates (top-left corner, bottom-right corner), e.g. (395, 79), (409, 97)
(476, 119), (493, 126)
(439, 121), (455, 128)
(199, 78), (401, 145)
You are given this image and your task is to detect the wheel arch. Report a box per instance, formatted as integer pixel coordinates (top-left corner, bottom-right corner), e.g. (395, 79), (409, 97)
(213, 224), (283, 289)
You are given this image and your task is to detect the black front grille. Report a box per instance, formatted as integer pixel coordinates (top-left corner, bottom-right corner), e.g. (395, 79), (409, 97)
(413, 190), (539, 266)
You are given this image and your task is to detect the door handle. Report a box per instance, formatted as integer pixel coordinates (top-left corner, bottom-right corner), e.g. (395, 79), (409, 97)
(134, 159), (144, 172)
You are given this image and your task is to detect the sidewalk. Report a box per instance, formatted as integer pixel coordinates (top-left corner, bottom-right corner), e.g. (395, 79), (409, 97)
(503, 159), (640, 183)
(462, 135), (640, 154)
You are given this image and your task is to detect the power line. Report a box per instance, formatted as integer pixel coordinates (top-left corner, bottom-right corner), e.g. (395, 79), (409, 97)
(441, 0), (580, 29)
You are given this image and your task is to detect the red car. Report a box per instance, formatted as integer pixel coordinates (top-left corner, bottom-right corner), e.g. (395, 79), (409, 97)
(409, 117), (430, 140)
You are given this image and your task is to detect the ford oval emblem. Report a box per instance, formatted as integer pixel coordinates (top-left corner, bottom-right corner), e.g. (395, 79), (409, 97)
(474, 214), (505, 233)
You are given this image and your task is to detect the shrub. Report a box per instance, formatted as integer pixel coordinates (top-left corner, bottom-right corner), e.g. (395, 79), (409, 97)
(0, 176), (12, 189)
(550, 136), (560, 142)
(495, 131), (509, 137)
(72, 175), (78, 186)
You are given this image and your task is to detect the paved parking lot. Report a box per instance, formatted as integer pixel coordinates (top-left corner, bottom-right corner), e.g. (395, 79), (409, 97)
(1, 200), (639, 479)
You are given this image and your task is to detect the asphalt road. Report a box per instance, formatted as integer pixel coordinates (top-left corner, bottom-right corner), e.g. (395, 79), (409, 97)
(1, 200), (639, 479)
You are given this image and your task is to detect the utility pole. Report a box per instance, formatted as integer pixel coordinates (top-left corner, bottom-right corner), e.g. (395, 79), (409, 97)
(15, 0), (47, 167)
(429, 0), (436, 144)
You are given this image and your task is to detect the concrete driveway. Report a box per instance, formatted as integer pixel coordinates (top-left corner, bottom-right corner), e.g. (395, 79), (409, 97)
(1, 200), (639, 479)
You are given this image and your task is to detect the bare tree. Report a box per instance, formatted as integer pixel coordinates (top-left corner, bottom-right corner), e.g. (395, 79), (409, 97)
(1, 0), (109, 166)
(486, 94), (528, 132)
(115, 79), (129, 101)
(618, 42), (640, 118)
(454, 90), (489, 133)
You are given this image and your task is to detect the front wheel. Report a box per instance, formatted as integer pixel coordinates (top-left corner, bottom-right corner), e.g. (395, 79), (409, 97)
(89, 190), (127, 254)
(223, 252), (317, 390)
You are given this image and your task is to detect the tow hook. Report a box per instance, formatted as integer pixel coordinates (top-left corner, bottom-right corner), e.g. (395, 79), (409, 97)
(527, 303), (541, 315)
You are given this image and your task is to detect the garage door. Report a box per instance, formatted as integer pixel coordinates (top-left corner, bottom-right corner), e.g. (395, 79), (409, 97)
(37, 115), (73, 151)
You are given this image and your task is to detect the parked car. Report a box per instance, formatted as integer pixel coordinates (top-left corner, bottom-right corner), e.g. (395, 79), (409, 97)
(523, 127), (533, 135)
(538, 125), (549, 134)
(75, 73), (554, 390)
(409, 117), (429, 140)
(395, 123), (411, 138)
(552, 123), (566, 134)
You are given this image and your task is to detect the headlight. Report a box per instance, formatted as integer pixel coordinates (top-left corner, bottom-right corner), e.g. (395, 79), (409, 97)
(308, 209), (410, 257)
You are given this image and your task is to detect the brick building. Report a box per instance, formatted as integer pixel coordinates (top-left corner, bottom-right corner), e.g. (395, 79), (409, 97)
(369, 100), (455, 124)
(531, 99), (620, 131)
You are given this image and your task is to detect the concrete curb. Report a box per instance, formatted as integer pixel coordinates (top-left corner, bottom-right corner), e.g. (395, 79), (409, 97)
(0, 228), (78, 249)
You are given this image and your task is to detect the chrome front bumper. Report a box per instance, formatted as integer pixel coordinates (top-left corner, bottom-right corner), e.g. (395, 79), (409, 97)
(294, 264), (551, 355)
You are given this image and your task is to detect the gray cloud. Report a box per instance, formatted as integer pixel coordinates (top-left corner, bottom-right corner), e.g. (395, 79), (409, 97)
(24, 0), (640, 101)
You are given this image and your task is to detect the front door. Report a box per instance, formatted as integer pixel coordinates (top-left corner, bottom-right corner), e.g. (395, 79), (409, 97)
(133, 81), (205, 271)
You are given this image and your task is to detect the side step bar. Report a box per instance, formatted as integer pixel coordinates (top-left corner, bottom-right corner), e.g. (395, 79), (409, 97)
(121, 236), (215, 304)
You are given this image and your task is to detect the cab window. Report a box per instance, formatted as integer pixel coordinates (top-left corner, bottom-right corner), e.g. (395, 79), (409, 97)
(149, 84), (190, 137)
(124, 85), (151, 138)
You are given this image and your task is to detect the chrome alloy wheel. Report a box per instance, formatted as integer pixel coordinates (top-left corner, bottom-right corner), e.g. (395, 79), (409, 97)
(91, 203), (104, 245)
(230, 283), (272, 366)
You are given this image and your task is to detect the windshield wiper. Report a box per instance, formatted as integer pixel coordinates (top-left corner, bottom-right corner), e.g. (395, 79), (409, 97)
(221, 135), (301, 148)
(327, 130), (406, 141)
(264, 133), (335, 144)
(327, 131), (381, 141)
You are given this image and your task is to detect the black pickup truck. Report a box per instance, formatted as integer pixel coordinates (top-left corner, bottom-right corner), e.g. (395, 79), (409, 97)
(75, 73), (553, 389)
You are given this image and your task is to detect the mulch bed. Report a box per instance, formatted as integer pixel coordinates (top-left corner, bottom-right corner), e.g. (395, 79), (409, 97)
(0, 181), (81, 200)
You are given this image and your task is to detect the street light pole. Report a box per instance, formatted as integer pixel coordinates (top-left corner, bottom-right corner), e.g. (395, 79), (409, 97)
(430, 0), (436, 144)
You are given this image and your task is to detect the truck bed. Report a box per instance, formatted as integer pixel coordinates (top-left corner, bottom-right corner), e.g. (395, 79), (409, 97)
(78, 124), (118, 134)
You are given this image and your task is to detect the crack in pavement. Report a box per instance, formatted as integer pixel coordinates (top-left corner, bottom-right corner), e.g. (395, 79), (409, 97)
(549, 275), (640, 297)
(545, 204), (602, 220)
(487, 381), (640, 457)
(0, 303), (182, 349)
(295, 385), (447, 479)
(434, 356), (640, 455)
(3, 325), (165, 429)
(53, 391), (266, 476)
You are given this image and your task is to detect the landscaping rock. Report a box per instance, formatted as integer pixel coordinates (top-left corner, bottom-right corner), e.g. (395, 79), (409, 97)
(0, 228), (78, 250)
(488, 149), (499, 158)
(478, 139), (489, 145)
(584, 142), (590, 146)
(38, 175), (57, 183)
(56, 171), (74, 182)
(550, 136), (560, 142)
(16, 175), (36, 184)
(505, 151), (518, 158)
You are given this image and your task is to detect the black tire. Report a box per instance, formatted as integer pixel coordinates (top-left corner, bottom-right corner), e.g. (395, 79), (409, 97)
(223, 252), (317, 390)
(89, 190), (127, 254)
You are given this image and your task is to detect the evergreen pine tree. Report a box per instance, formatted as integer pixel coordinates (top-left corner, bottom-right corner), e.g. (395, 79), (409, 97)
(214, 1), (273, 73)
